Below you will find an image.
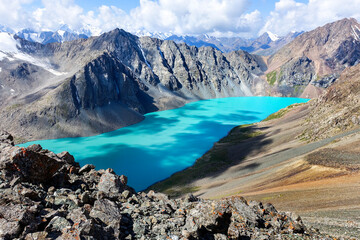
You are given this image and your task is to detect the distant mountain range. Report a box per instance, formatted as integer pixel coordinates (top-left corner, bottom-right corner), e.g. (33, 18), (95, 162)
(0, 28), (266, 141)
(16, 29), (88, 45)
(0, 25), (302, 56)
(165, 31), (303, 55)
(0, 25), (89, 45)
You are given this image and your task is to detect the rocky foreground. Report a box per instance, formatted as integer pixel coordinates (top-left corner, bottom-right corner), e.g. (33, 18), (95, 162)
(0, 131), (336, 239)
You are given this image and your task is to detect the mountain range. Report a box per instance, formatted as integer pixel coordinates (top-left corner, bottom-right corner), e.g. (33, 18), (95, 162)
(2, 25), (301, 56)
(0, 18), (360, 142)
(166, 31), (303, 55)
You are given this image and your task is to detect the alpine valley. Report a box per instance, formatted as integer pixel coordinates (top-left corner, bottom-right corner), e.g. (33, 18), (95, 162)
(0, 16), (360, 239)
(1, 18), (360, 142)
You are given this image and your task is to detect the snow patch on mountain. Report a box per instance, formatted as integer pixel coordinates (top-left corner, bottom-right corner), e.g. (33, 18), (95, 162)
(266, 31), (279, 41)
(138, 43), (151, 69)
(57, 30), (66, 38)
(13, 52), (67, 76)
(0, 52), (7, 61)
(134, 29), (173, 40)
(0, 32), (66, 76)
(351, 25), (360, 41)
(0, 32), (19, 54)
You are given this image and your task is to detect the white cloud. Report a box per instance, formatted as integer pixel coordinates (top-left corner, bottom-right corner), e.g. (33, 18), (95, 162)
(0, 0), (33, 30)
(0, 0), (264, 37)
(4, 0), (360, 39)
(130, 0), (262, 36)
(80, 5), (131, 35)
(32, 0), (84, 31)
(261, 0), (360, 36)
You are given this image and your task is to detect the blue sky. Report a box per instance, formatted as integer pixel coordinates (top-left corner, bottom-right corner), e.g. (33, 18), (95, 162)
(76, 0), (141, 13)
(1, 0), (360, 38)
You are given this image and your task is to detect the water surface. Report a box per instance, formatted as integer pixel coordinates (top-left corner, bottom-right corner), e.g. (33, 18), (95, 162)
(19, 97), (309, 190)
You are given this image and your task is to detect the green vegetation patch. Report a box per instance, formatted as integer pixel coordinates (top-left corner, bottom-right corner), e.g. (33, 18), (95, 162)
(219, 124), (263, 144)
(148, 124), (264, 197)
(13, 136), (28, 145)
(266, 70), (277, 86)
(262, 103), (304, 122)
(293, 85), (302, 95)
(6, 103), (22, 111)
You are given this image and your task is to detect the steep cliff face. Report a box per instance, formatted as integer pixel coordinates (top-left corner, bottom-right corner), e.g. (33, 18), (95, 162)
(0, 52), (155, 140)
(139, 37), (262, 99)
(266, 18), (360, 97)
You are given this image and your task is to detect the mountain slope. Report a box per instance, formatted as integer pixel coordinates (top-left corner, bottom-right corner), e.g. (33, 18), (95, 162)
(301, 63), (360, 141)
(266, 18), (360, 97)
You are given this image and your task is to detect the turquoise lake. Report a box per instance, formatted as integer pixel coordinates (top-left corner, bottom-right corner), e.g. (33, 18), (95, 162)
(19, 97), (309, 191)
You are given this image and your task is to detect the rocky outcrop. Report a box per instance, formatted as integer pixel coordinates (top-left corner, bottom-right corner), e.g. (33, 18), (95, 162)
(301, 63), (360, 141)
(0, 130), (333, 239)
(266, 56), (316, 97)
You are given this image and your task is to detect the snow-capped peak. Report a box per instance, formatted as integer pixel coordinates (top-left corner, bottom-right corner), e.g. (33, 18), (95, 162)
(266, 31), (279, 41)
(133, 29), (173, 39)
(57, 30), (66, 38)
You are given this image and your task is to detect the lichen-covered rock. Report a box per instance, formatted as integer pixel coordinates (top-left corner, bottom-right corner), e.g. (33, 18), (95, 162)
(0, 131), (335, 239)
(0, 144), (67, 183)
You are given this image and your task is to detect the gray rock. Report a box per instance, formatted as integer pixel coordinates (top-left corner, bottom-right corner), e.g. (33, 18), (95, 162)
(24, 231), (48, 240)
(97, 170), (126, 195)
(90, 198), (121, 227)
(45, 216), (71, 232)
(79, 164), (95, 174)
(0, 218), (22, 239)
(0, 131), (14, 146)
(121, 190), (131, 199)
(57, 151), (76, 165)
